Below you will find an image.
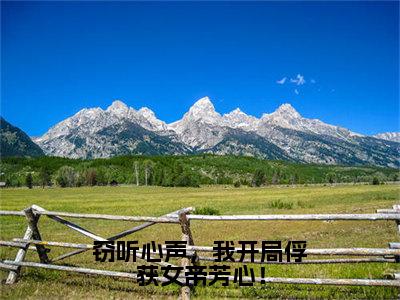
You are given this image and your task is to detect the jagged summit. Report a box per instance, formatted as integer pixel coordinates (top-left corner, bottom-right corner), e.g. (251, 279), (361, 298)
(167, 96), (223, 148)
(106, 100), (130, 115)
(261, 103), (301, 120)
(138, 107), (168, 132)
(187, 96), (218, 117)
(107, 99), (128, 109)
(191, 96), (214, 108)
(223, 108), (258, 131)
(226, 108), (245, 115)
(171, 96), (221, 127)
(274, 103), (301, 118)
(138, 107), (156, 118)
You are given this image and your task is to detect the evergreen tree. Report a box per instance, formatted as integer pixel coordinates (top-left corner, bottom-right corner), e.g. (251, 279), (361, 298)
(39, 167), (51, 188)
(25, 173), (33, 189)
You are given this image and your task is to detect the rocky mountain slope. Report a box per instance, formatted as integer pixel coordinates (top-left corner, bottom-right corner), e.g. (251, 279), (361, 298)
(0, 117), (44, 157)
(373, 132), (400, 143)
(34, 101), (188, 159)
(33, 97), (399, 167)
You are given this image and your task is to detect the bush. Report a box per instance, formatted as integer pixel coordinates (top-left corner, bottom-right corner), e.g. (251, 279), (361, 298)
(55, 166), (77, 187)
(268, 200), (294, 209)
(252, 169), (266, 187)
(233, 181), (241, 188)
(372, 177), (380, 185)
(195, 206), (220, 215)
(174, 172), (199, 187)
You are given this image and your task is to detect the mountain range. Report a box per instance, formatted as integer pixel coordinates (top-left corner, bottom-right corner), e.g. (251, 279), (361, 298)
(28, 97), (399, 168)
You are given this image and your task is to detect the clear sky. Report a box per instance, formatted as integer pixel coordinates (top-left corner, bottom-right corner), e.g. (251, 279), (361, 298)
(1, 1), (399, 136)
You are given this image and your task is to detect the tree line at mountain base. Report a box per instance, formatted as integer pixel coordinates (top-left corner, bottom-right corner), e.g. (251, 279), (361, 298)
(1, 154), (398, 188)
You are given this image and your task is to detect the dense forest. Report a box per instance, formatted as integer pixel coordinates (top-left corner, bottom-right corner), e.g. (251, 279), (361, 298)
(0, 155), (398, 188)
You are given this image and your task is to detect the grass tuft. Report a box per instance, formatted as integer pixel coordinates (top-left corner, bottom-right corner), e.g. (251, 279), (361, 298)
(195, 206), (221, 215)
(268, 200), (294, 209)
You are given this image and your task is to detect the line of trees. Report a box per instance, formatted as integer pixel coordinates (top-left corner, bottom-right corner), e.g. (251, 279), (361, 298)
(18, 161), (201, 188)
(1, 155), (398, 189)
(18, 165), (394, 189)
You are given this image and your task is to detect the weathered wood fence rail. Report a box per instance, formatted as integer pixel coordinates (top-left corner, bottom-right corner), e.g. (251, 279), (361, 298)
(0, 204), (400, 299)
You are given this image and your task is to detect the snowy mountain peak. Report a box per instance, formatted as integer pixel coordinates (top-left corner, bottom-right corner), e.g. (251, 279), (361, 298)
(138, 107), (156, 118)
(189, 96), (215, 112)
(223, 108), (259, 131)
(183, 96), (221, 122)
(167, 97), (222, 145)
(138, 107), (168, 131)
(274, 103), (301, 118)
(227, 108), (245, 116)
(106, 100), (130, 115)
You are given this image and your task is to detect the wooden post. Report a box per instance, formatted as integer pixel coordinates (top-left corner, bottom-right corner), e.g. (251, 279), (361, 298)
(6, 225), (33, 284)
(390, 243), (400, 263)
(24, 207), (50, 264)
(392, 205), (400, 235)
(178, 211), (197, 300)
(390, 206), (400, 264)
(6, 205), (49, 284)
(391, 206), (400, 298)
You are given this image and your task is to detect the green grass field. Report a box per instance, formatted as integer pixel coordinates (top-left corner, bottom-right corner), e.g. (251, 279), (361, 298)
(0, 184), (399, 299)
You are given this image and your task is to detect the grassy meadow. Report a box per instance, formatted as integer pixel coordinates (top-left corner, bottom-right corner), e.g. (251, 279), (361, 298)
(0, 184), (399, 299)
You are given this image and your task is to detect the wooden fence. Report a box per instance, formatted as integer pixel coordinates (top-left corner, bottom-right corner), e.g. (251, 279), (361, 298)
(0, 204), (400, 299)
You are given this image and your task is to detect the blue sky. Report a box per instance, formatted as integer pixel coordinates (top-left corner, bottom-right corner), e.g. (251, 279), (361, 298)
(1, 1), (399, 136)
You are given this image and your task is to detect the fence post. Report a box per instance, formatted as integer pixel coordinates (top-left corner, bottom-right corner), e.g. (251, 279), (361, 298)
(5, 226), (33, 284)
(178, 211), (197, 300)
(391, 205), (400, 264)
(5, 206), (49, 284)
(392, 205), (400, 235)
(24, 207), (50, 264)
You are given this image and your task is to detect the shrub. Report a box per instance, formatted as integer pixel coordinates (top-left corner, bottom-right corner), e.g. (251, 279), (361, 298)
(174, 172), (199, 187)
(195, 206), (220, 215)
(372, 177), (380, 185)
(55, 166), (77, 187)
(233, 181), (241, 188)
(252, 169), (266, 187)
